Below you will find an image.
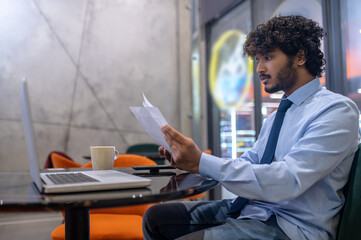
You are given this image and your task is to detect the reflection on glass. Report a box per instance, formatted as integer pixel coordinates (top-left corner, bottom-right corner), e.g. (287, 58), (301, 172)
(159, 173), (212, 192)
(341, 0), (361, 134)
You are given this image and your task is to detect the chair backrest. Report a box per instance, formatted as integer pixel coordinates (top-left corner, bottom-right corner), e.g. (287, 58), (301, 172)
(49, 152), (82, 168)
(337, 143), (361, 239)
(126, 143), (159, 153)
(82, 154), (157, 168)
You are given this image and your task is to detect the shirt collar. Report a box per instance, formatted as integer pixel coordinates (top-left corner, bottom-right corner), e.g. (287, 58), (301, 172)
(283, 78), (322, 106)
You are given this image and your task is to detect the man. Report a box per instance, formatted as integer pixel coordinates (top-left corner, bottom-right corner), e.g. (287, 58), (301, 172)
(143, 15), (360, 240)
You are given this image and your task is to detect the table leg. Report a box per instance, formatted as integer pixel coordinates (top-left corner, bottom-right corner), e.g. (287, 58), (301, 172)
(65, 207), (89, 240)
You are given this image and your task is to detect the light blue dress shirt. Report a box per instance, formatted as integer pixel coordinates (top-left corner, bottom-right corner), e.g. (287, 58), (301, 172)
(199, 78), (360, 240)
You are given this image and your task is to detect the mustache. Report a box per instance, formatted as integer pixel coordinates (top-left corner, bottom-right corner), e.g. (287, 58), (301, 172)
(259, 74), (271, 79)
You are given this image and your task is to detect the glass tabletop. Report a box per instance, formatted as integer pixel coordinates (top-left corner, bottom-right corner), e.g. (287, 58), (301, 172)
(0, 168), (218, 211)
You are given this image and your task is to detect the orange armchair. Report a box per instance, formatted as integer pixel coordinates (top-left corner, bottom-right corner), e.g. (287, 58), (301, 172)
(50, 153), (157, 240)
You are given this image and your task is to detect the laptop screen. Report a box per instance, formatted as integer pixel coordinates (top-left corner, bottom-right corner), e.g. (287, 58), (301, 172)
(20, 78), (44, 192)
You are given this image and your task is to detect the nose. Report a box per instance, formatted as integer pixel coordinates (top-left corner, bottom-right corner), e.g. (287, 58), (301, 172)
(256, 60), (264, 73)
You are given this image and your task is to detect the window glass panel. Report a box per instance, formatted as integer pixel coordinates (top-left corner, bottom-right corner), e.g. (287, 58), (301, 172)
(341, 0), (361, 132)
(208, 1), (253, 160)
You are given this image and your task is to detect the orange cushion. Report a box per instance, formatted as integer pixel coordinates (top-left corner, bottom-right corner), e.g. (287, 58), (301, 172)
(184, 192), (206, 200)
(59, 203), (155, 223)
(81, 161), (92, 168)
(203, 149), (212, 155)
(51, 214), (144, 240)
(90, 203), (155, 215)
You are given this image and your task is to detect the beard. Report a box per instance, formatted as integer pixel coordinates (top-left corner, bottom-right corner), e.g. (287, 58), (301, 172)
(265, 58), (298, 94)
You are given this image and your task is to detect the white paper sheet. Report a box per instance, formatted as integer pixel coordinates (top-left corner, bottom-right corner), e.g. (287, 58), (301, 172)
(130, 93), (172, 153)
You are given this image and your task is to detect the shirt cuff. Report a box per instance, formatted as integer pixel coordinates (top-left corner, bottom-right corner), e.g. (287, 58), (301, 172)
(199, 152), (223, 180)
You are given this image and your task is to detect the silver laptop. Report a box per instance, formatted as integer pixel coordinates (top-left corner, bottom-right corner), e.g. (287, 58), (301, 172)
(20, 78), (151, 194)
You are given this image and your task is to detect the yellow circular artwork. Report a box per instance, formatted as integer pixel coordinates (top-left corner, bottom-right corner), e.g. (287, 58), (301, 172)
(209, 30), (253, 110)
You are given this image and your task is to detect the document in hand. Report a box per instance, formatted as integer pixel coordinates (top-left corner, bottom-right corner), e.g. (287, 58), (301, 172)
(130, 93), (172, 153)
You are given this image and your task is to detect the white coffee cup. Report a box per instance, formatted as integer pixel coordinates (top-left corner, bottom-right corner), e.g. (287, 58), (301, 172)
(90, 146), (119, 170)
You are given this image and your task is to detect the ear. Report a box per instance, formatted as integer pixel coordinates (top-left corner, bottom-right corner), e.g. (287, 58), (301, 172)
(296, 50), (307, 66)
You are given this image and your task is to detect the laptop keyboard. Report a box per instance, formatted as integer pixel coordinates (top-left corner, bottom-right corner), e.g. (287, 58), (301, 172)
(45, 173), (100, 185)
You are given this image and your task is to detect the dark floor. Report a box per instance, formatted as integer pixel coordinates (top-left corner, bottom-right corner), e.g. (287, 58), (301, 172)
(0, 212), (63, 240)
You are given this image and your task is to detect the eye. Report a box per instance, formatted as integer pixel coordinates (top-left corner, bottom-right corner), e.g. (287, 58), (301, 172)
(265, 56), (272, 61)
(254, 58), (260, 64)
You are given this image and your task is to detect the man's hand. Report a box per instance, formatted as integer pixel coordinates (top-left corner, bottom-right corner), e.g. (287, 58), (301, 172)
(158, 125), (202, 173)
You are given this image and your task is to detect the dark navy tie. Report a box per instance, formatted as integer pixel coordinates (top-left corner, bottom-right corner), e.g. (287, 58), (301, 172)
(228, 99), (293, 216)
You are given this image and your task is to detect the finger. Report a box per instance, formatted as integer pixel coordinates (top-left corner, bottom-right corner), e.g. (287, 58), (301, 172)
(162, 125), (186, 145)
(164, 150), (172, 162)
(164, 134), (178, 154)
(159, 146), (172, 162)
(158, 146), (164, 156)
(163, 134), (171, 150)
(169, 159), (177, 168)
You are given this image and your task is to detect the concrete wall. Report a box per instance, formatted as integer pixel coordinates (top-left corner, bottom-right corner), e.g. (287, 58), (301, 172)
(0, 0), (192, 170)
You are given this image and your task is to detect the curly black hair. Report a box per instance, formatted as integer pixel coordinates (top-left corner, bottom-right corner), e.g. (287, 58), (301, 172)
(244, 15), (325, 77)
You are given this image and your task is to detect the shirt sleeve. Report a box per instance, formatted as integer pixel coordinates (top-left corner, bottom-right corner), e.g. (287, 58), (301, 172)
(199, 100), (359, 203)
